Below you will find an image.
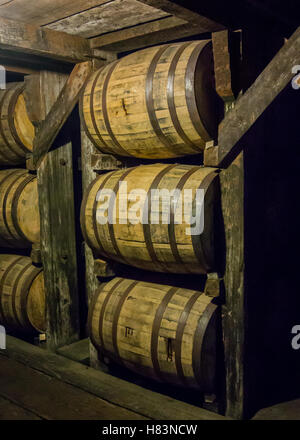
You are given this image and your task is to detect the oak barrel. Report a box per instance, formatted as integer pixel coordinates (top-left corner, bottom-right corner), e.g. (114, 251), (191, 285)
(81, 164), (218, 274)
(0, 255), (45, 333)
(0, 83), (35, 165)
(81, 40), (220, 159)
(0, 169), (40, 248)
(89, 277), (218, 391)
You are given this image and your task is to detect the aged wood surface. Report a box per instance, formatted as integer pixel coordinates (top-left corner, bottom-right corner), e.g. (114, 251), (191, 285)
(210, 26), (300, 168)
(46, 0), (168, 38)
(0, 1), (111, 26)
(136, 0), (224, 30)
(0, 355), (146, 420)
(33, 62), (92, 168)
(220, 153), (245, 419)
(212, 30), (235, 102)
(0, 16), (91, 62)
(35, 71), (80, 350)
(1, 335), (228, 420)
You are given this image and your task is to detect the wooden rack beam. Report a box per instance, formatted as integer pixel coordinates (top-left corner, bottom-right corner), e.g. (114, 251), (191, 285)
(205, 26), (300, 168)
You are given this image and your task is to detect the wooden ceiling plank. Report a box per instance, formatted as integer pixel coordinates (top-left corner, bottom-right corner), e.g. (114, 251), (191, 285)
(91, 19), (215, 52)
(0, 0), (111, 26)
(0, 16), (92, 63)
(135, 0), (224, 31)
(44, 0), (169, 38)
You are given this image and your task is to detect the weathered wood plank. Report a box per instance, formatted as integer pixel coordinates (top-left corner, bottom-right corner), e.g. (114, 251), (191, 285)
(0, 355), (145, 420)
(91, 17), (209, 52)
(136, 0), (224, 30)
(33, 62), (92, 168)
(1, 335), (229, 420)
(212, 30), (235, 102)
(0, 16), (91, 62)
(209, 26), (300, 168)
(0, 0), (111, 26)
(46, 0), (169, 38)
(0, 395), (41, 420)
(220, 153), (245, 419)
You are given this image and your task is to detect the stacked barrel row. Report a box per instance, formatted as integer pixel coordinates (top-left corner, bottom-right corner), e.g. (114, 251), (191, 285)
(81, 41), (221, 391)
(0, 84), (45, 336)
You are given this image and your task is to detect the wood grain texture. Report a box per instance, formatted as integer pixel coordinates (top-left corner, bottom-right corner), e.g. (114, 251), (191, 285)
(82, 41), (220, 159)
(1, 335), (228, 419)
(33, 61), (92, 168)
(0, 395), (41, 420)
(0, 1), (111, 26)
(220, 153), (244, 419)
(0, 254), (45, 334)
(81, 164), (219, 274)
(90, 277), (218, 392)
(36, 71), (80, 350)
(0, 15), (91, 62)
(0, 356), (146, 420)
(45, 0), (169, 38)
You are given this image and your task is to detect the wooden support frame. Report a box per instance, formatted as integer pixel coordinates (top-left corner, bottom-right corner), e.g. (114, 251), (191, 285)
(25, 71), (82, 350)
(205, 26), (300, 169)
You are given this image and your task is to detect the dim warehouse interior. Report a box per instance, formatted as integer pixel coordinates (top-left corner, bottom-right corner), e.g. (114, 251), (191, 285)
(0, 0), (299, 422)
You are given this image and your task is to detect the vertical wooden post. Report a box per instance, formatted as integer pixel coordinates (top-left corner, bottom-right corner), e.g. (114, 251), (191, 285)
(36, 71), (80, 350)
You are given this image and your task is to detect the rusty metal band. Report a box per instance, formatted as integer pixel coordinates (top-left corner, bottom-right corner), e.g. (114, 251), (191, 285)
(101, 61), (133, 157)
(145, 44), (178, 156)
(8, 83), (30, 156)
(167, 43), (201, 153)
(19, 265), (43, 332)
(98, 278), (125, 352)
(108, 167), (137, 264)
(92, 171), (116, 258)
(192, 302), (217, 390)
(143, 164), (177, 272)
(191, 171), (218, 272)
(0, 88), (23, 162)
(11, 261), (32, 330)
(2, 171), (28, 247)
(11, 174), (36, 245)
(80, 175), (102, 250)
(174, 290), (203, 386)
(87, 285), (105, 350)
(0, 256), (24, 326)
(185, 43), (211, 143)
(168, 166), (200, 272)
(89, 67), (115, 155)
(111, 280), (139, 365)
(151, 286), (179, 382)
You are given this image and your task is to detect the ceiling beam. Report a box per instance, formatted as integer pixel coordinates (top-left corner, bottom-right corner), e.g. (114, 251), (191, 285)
(0, 16), (92, 63)
(135, 0), (224, 30)
(90, 16), (210, 52)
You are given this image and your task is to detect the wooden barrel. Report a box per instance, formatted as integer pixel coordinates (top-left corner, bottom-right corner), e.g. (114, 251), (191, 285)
(0, 255), (45, 333)
(0, 83), (35, 165)
(89, 277), (218, 391)
(81, 40), (221, 159)
(81, 164), (218, 274)
(0, 169), (40, 248)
